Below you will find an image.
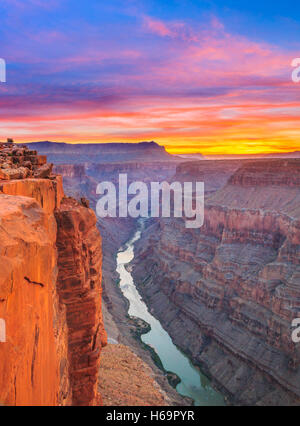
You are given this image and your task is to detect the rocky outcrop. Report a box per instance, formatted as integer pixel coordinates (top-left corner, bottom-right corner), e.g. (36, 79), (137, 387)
(0, 143), (106, 406)
(132, 159), (300, 406)
(0, 140), (50, 180)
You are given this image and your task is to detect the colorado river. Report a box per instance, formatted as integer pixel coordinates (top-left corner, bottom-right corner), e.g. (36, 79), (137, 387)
(116, 224), (225, 406)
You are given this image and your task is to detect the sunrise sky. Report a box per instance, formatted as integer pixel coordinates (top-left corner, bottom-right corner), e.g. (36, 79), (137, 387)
(0, 0), (300, 155)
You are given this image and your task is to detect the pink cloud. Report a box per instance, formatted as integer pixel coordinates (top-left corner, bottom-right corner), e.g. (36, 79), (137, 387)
(143, 16), (173, 37)
(142, 16), (198, 42)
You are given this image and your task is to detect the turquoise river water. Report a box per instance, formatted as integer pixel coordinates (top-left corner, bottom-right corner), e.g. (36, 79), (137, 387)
(116, 225), (225, 406)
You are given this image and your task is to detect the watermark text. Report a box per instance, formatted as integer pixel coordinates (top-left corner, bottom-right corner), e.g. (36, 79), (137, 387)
(291, 58), (300, 83)
(96, 174), (204, 228)
(0, 58), (6, 83)
(292, 318), (300, 343)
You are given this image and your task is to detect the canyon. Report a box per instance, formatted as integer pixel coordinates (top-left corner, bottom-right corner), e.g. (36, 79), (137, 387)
(2, 138), (299, 406)
(131, 158), (300, 405)
(37, 142), (191, 405)
(0, 140), (184, 406)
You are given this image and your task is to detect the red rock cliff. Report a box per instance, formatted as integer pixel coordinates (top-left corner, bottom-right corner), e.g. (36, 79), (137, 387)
(55, 198), (107, 406)
(0, 194), (70, 406)
(0, 142), (106, 405)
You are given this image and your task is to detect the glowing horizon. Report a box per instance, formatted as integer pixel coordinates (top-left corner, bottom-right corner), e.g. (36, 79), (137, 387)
(10, 137), (300, 156)
(0, 1), (300, 155)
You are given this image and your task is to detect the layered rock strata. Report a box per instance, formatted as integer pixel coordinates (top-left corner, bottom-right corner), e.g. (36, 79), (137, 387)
(132, 159), (300, 405)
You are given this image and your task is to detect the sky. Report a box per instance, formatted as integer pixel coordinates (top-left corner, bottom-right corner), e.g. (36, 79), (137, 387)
(0, 0), (300, 155)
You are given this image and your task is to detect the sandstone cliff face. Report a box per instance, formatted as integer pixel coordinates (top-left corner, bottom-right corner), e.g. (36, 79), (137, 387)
(132, 159), (300, 405)
(0, 194), (70, 406)
(55, 198), (107, 406)
(0, 177), (64, 214)
(0, 143), (106, 406)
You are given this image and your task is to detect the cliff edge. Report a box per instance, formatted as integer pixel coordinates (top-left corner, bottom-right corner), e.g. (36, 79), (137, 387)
(0, 141), (107, 406)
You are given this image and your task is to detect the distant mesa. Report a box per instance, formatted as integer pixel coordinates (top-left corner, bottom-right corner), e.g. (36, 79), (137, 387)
(22, 140), (181, 164)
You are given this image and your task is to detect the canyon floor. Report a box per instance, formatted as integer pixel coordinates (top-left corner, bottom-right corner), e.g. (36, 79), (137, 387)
(99, 344), (171, 406)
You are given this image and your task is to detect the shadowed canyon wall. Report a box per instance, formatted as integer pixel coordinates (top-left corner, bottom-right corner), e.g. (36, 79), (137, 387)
(132, 159), (300, 405)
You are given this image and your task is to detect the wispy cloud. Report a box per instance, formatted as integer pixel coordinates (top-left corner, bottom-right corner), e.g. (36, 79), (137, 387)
(142, 15), (199, 41)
